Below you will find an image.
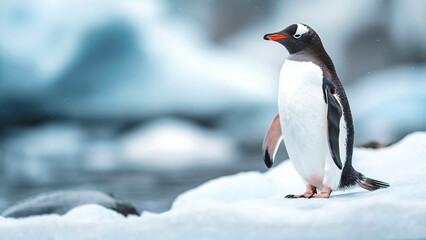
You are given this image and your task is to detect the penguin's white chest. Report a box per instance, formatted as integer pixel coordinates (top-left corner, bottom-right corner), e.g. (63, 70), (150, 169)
(278, 60), (330, 187)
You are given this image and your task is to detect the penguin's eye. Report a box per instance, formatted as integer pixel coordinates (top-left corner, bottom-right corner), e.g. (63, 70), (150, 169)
(293, 34), (301, 39)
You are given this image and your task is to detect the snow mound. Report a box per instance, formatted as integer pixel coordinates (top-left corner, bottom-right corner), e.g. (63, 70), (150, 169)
(1, 132), (426, 239)
(64, 204), (125, 221)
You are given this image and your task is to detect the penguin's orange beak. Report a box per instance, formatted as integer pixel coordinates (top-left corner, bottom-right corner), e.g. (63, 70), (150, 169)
(263, 33), (287, 41)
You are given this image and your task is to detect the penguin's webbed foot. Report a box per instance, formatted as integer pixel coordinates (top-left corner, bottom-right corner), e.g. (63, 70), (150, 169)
(284, 194), (304, 199)
(284, 185), (317, 199)
(312, 192), (331, 198)
(284, 193), (315, 199)
(312, 186), (332, 198)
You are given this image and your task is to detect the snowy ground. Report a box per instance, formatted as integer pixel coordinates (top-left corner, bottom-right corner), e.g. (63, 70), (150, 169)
(1, 132), (425, 239)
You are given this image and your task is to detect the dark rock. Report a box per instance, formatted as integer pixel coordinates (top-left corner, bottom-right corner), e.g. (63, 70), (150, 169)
(358, 141), (387, 149)
(2, 190), (139, 218)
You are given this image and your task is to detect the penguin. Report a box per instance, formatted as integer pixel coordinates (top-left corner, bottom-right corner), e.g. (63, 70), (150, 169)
(262, 23), (389, 198)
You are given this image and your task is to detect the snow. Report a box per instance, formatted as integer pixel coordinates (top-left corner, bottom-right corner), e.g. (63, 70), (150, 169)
(1, 132), (426, 239)
(64, 204), (125, 221)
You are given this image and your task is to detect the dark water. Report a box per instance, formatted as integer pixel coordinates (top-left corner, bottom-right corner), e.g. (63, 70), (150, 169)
(0, 153), (277, 214)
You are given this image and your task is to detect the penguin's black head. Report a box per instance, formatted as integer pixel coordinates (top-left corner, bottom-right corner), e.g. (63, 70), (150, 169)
(264, 24), (322, 54)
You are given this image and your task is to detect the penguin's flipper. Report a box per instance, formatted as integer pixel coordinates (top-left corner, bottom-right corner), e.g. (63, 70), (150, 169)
(323, 79), (343, 170)
(262, 114), (282, 168)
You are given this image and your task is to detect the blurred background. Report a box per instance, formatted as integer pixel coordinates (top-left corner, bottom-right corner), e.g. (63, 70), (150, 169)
(0, 0), (425, 213)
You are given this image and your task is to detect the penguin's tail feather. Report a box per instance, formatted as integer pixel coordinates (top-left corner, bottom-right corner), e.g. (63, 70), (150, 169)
(356, 177), (390, 191)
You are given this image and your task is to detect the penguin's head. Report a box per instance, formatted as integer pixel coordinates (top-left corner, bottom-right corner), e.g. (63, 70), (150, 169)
(263, 23), (321, 54)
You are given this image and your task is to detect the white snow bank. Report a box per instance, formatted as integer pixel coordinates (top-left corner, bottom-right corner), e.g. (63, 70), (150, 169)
(1, 132), (426, 239)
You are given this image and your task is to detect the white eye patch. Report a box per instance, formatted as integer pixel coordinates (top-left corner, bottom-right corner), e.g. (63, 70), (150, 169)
(294, 24), (309, 38)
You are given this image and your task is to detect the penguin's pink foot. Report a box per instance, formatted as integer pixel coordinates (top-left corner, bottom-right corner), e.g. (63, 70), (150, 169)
(312, 187), (332, 198)
(285, 185), (317, 199)
(312, 192), (330, 198)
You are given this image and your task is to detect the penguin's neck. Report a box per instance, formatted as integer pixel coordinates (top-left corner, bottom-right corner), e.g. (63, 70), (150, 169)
(287, 48), (336, 78)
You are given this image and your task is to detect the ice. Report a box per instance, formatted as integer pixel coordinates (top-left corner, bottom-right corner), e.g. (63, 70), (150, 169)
(0, 0), (275, 119)
(1, 132), (425, 239)
(389, 0), (426, 56)
(2, 124), (86, 184)
(1, 119), (238, 175)
(118, 118), (237, 170)
(4, 124), (85, 159)
(347, 64), (426, 144)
